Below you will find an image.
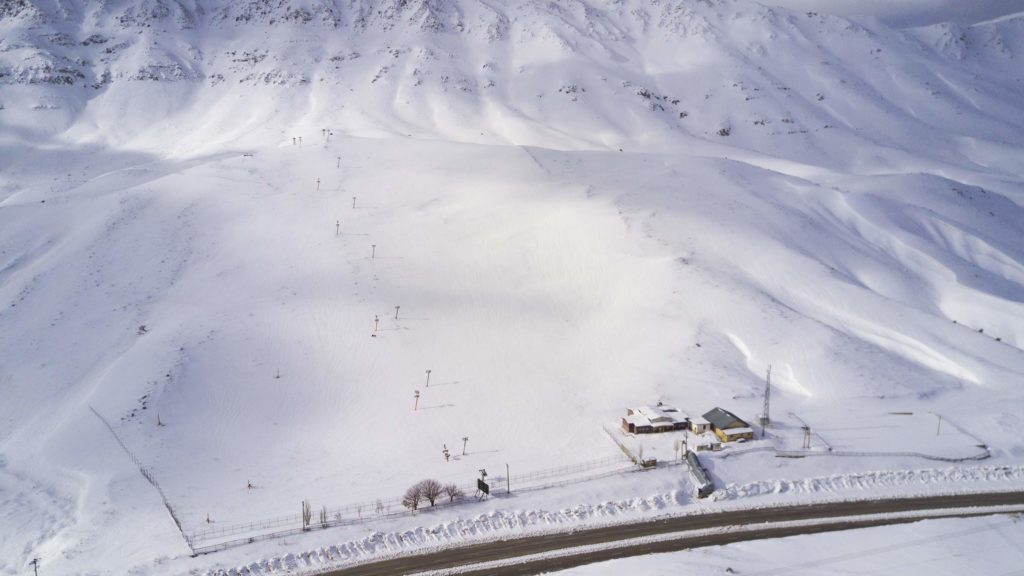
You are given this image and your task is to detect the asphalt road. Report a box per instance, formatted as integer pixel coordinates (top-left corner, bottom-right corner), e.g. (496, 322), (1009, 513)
(319, 491), (1024, 576)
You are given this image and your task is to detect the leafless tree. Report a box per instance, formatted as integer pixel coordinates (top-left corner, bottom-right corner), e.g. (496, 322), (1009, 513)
(418, 479), (444, 506)
(320, 505), (328, 528)
(402, 484), (423, 511)
(444, 483), (464, 503)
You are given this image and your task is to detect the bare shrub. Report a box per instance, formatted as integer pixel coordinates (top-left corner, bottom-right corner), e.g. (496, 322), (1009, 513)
(402, 484), (423, 511)
(418, 479), (443, 506)
(444, 483), (464, 503)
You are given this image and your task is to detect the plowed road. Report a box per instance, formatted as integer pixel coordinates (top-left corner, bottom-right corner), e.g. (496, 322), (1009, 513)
(320, 491), (1024, 576)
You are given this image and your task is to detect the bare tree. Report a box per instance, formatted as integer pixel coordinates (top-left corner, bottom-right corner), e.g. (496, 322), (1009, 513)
(402, 484), (423, 511)
(418, 479), (443, 506)
(302, 500), (312, 530)
(320, 505), (328, 528)
(444, 483), (464, 503)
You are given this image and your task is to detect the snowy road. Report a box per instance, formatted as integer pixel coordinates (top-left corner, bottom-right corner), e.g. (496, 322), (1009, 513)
(320, 491), (1024, 576)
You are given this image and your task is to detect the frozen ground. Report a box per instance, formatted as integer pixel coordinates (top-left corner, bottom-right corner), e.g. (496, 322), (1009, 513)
(2, 1), (1024, 575)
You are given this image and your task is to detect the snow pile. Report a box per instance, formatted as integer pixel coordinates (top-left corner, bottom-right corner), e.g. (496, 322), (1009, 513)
(713, 465), (1024, 501)
(201, 491), (686, 576)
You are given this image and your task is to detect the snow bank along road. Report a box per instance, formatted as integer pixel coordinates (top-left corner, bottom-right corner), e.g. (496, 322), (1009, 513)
(321, 491), (1024, 576)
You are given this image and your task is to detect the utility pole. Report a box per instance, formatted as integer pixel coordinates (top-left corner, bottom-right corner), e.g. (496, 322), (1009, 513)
(802, 425), (811, 449)
(374, 315), (379, 333)
(316, 177), (321, 192)
(352, 196), (356, 209)
(425, 369), (432, 387)
(760, 364), (772, 430)
(462, 436), (469, 455)
(394, 305), (400, 320)
(336, 220), (340, 236)
(371, 244), (376, 259)
(30, 558), (39, 576)
(936, 414), (942, 436)
(337, 156), (341, 168)
(506, 463), (510, 494)
(414, 390), (420, 411)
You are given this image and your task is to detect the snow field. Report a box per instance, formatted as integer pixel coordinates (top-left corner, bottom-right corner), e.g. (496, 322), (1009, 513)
(540, 512), (1024, 576)
(2, 1), (1024, 574)
(3, 131), (1024, 575)
(3, 133), (1024, 575)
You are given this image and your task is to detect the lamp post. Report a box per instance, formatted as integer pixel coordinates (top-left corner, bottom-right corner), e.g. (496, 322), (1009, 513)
(462, 436), (468, 455)
(425, 369), (432, 387)
(414, 390), (420, 411)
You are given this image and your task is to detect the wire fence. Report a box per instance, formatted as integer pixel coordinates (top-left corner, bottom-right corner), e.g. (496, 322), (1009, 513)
(88, 409), (674, 556)
(187, 454), (637, 554)
(766, 412), (992, 462)
(88, 405), (193, 554)
(89, 401), (994, 556)
(773, 447), (992, 462)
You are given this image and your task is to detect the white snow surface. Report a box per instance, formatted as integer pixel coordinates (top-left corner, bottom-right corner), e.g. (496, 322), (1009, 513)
(2, 0), (1024, 574)
(196, 465), (1024, 576)
(530, 512), (1024, 576)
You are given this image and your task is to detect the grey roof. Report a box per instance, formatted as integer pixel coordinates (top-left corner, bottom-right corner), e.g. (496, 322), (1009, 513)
(702, 407), (749, 430)
(686, 450), (711, 486)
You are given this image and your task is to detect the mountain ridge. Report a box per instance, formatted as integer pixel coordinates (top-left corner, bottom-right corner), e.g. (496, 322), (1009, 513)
(2, 0), (1023, 164)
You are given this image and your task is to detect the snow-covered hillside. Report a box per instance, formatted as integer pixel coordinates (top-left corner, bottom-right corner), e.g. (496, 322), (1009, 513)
(4, 0), (1024, 162)
(1, 1), (1024, 575)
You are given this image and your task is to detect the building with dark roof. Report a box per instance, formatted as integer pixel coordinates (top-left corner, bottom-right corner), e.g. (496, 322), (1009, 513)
(702, 407), (754, 442)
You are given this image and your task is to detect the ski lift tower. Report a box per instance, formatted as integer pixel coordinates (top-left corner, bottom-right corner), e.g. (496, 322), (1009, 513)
(759, 364), (772, 430)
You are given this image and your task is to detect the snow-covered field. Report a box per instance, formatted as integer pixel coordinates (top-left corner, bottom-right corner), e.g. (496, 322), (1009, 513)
(542, 513), (1024, 576)
(2, 0), (1024, 574)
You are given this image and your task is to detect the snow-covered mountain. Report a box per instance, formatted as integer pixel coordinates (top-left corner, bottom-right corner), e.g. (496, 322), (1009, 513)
(1, 1), (1024, 575)
(4, 0), (1024, 159)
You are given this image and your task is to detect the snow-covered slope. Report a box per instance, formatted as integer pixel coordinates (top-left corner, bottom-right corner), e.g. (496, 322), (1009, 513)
(1, 1), (1024, 574)
(4, 0), (1024, 163)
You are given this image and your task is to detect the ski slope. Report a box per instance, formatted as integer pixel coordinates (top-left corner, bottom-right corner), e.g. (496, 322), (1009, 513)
(1, 1), (1024, 574)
